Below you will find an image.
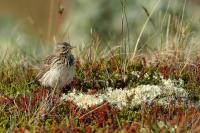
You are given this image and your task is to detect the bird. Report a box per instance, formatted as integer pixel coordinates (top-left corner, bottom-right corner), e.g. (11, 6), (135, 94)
(31, 42), (75, 89)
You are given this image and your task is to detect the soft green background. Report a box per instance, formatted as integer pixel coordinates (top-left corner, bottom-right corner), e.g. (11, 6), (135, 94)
(0, 0), (200, 60)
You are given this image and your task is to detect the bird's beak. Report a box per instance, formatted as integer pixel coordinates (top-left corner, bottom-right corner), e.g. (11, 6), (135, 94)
(70, 46), (76, 49)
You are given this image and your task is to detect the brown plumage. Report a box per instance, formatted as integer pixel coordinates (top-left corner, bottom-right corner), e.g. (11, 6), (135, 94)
(32, 42), (75, 89)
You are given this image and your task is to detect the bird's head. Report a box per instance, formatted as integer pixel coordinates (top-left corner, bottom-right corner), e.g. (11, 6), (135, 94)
(55, 42), (75, 54)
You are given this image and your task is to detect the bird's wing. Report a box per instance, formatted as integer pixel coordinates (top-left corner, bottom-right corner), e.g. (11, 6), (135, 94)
(42, 55), (57, 65)
(35, 55), (56, 81)
(35, 66), (50, 81)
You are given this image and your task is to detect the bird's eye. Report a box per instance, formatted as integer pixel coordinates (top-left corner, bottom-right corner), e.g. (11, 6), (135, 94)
(62, 46), (66, 49)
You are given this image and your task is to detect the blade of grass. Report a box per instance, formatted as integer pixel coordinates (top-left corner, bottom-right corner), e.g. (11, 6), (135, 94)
(131, 0), (161, 62)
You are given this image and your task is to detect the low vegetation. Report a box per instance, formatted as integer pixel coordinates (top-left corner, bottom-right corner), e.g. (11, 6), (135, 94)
(0, 54), (200, 132)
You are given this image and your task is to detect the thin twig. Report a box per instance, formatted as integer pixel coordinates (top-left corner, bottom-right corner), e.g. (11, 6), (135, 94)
(79, 102), (108, 119)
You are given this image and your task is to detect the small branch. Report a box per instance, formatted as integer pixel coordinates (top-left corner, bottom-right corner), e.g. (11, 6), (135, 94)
(79, 102), (108, 120)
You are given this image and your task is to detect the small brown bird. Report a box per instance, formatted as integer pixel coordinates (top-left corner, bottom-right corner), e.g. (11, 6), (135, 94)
(33, 42), (75, 89)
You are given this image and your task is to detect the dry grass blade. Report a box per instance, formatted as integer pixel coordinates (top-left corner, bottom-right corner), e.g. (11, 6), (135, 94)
(131, 0), (161, 62)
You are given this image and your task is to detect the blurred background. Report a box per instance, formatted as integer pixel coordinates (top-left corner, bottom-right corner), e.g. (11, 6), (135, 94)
(0, 0), (200, 62)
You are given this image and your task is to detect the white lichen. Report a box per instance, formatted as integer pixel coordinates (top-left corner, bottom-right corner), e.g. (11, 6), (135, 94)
(62, 92), (104, 109)
(61, 77), (188, 109)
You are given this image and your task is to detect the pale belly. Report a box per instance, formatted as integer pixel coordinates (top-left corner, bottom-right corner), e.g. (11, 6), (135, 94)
(39, 65), (75, 89)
